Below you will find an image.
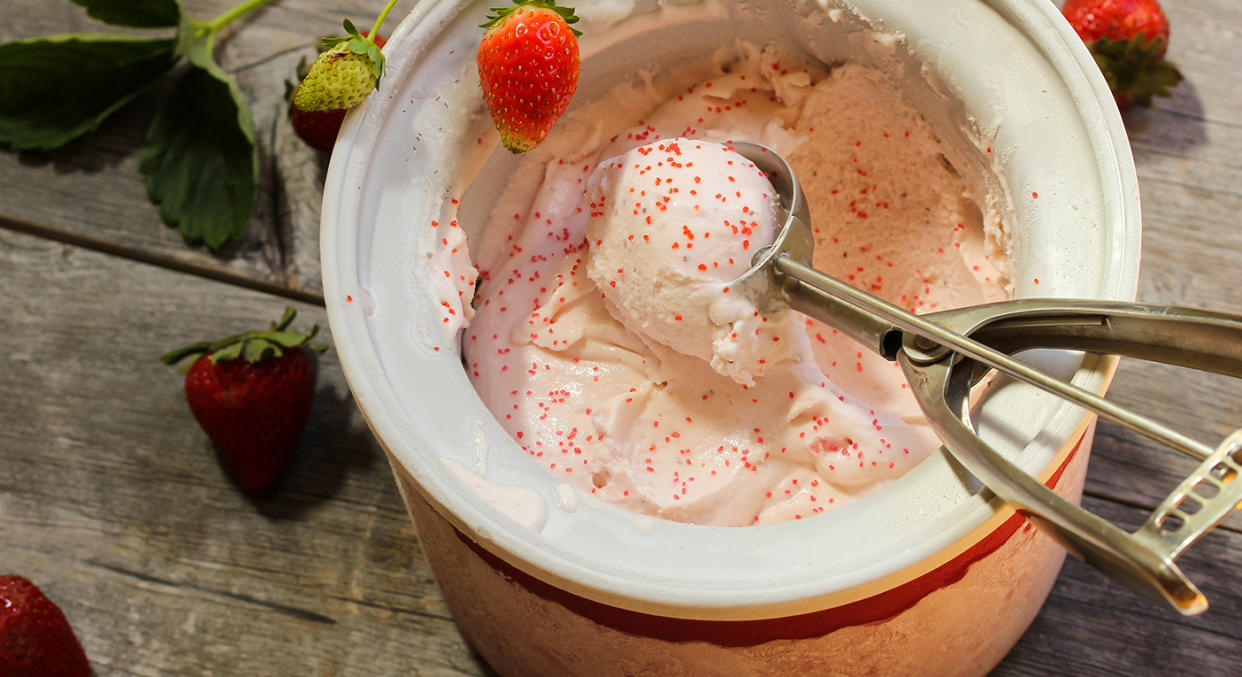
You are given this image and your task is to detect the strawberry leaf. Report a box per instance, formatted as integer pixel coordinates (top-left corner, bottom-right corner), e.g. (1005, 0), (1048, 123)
(266, 330), (312, 347)
(273, 306), (297, 331)
(141, 32), (257, 250)
(0, 35), (176, 151)
(1089, 35), (1183, 106)
(365, 43), (384, 79)
(160, 340), (214, 365)
(481, 1), (582, 37)
(212, 341), (244, 362)
(242, 338), (278, 363)
(71, 0), (182, 28)
(319, 35), (349, 50)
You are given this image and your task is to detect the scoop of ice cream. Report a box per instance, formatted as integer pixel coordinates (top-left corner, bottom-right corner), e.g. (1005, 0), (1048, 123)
(585, 138), (796, 385)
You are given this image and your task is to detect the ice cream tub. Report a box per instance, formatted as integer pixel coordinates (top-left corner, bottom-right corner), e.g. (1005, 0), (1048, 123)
(321, 0), (1140, 674)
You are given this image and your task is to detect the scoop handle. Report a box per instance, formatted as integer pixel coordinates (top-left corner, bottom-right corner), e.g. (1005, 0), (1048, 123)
(776, 264), (903, 358)
(770, 252), (1217, 460)
(904, 352), (1211, 615)
(956, 299), (1242, 377)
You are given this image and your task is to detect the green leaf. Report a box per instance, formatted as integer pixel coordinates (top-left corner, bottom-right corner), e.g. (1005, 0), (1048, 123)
(265, 330), (310, 348)
(1089, 35), (1183, 106)
(160, 339), (213, 365)
(273, 306), (297, 331)
(242, 338), (279, 363)
(71, 0), (181, 28)
(140, 38), (257, 250)
(366, 44), (384, 79)
(212, 341), (244, 362)
(0, 35), (177, 151)
(319, 35), (348, 51)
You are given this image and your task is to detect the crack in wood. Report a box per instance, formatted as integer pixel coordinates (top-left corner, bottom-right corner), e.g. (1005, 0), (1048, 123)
(0, 213), (325, 306)
(1082, 488), (1242, 536)
(323, 593), (455, 623)
(87, 559), (338, 626)
(1135, 174), (1242, 200)
(1144, 104), (1242, 130)
(228, 43), (313, 75)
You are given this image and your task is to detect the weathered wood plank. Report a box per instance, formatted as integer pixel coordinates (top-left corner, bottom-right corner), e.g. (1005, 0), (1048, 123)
(4, 0), (1242, 674)
(0, 228), (486, 676)
(999, 495), (1242, 676)
(0, 0), (358, 299)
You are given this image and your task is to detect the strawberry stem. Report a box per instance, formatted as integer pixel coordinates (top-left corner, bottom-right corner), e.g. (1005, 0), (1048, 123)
(202, 0), (278, 33)
(368, 0), (403, 46)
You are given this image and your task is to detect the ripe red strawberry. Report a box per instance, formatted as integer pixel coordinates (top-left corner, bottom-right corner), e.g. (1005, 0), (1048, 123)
(162, 307), (324, 493)
(290, 32), (387, 154)
(1062, 0), (1183, 106)
(291, 106), (348, 154)
(477, 1), (581, 153)
(0, 575), (90, 677)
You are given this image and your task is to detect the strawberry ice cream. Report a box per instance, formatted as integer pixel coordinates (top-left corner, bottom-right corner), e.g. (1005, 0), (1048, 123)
(457, 45), (1010, 526)
(585, 139), (798, 386)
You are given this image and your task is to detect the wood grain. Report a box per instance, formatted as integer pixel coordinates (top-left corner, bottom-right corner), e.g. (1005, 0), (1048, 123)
(3, 0), (1242, 675)
(0, 229), (485, 676)
(1000, 497), (1242, 676)
(0, 0), (349, 300)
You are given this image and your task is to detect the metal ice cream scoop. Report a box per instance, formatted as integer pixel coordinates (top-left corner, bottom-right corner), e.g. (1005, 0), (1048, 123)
(730, 139), (1242, 616)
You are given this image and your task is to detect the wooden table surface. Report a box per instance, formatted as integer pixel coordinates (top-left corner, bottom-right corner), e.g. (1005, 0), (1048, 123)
(3, 1), (1241, 674)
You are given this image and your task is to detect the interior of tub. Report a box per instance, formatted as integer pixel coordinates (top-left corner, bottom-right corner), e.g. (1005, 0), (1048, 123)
(323, 0), (1139, 616)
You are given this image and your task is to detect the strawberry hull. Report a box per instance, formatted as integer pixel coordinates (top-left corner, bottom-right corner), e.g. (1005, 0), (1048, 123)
(1061, 0), (1183, 107)
(321, 1), (1140, 674)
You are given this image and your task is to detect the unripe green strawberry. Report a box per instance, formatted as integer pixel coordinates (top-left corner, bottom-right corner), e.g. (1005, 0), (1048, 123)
(292, 22), (385, 113)
(289, 33), (388, 153)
